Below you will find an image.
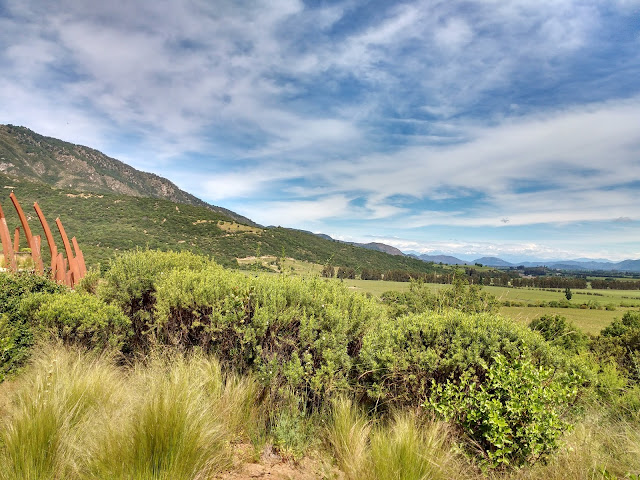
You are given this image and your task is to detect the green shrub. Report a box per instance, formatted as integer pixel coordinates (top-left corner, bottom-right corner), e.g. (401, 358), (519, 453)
(428, 353), (579, 469)
(0, 273), (65, 380)
(593, 311), (640, 383)
(358, 310), (573, 407)
(98, 249), (213, 349)
(21, 292), (131, 350)
(529, 314), (590, 353)
(381, 279), (499, 318)
(153, 268), (383, 403)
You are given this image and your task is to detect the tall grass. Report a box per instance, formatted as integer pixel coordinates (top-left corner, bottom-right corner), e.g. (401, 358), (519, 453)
(0, 344), (260, 480)
(326, 398), (458, 480)
(511, 410), (640, 480)
(370, 412), (455, 480)
(325, 396), (371, 480)
(0, 344), (124, 480)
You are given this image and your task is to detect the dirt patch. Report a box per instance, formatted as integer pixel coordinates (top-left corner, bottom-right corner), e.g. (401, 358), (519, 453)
(217, 221), (262, 235)
(65, 193), (104, 199)
(217, 445), (338, 480)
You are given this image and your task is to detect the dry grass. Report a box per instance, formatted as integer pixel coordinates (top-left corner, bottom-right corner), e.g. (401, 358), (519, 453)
(0, 344), (261, 480)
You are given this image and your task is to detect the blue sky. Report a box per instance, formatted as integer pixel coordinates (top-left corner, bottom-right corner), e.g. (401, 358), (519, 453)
(1, 0), (640, 261)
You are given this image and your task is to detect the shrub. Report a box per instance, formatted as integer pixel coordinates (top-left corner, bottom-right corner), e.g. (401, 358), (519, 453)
(428, 353), (580, 469)
(21, 292), (131, 350)
(0, 273), (65, 380)
(337, 266), (356, 279)
(358, 310), (573, 407)
(152, 266), (384, 403)
(593, 311), (640, 383)
(529, 314), (590, 353)
(98, 249), (213, 349)
(381, 279), (499, 319)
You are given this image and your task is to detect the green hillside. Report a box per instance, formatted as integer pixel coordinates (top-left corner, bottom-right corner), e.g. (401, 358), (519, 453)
(0, 124), (253, 225)
(0, 173), (443, 274)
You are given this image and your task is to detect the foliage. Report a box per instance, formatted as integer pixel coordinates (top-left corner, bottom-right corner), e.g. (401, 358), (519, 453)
(152, 265), (383, 403)
(592, 311), (640, 383)
(337, 266), (356, 279)
(98, 249), (213, 349)
(529, 314), (590, 353)
(358, 310), (573, 407)
(381, 278), (499, 318)
(565, 287), (573, 301)
(20, 292), (130, 350)
(0, 273), (65, 380)
(321, 263), (335, 278)
(428, 353), (579, 469)
(360, 268), (382, 280)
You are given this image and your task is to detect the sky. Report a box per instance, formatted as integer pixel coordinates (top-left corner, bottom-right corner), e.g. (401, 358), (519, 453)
(1, 0), (640, 262)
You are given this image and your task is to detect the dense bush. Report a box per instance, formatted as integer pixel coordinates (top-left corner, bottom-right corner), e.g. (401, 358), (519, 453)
(0, 273), (65, 380)
(98, 249), (214, 349)
(529, 314), (590, 353)
(428, 353), (579, 468)
(153, 267), (383, 402)
(358, 310), (574, 407)
(20, 292), (130, 350)
(381, 279), (499, 318)
(592, 311), (640, 383)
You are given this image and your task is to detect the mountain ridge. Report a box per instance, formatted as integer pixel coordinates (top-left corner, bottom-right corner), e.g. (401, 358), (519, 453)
(0, 124), (254, 225)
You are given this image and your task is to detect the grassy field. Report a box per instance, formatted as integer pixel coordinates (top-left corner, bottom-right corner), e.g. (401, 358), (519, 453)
(341, 279), (639, 335)
(499, 306), (631, 335)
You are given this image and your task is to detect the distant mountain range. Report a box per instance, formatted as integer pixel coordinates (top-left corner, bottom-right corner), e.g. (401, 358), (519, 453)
(311, 237), (640, 273)
(410, 253), (640, 273)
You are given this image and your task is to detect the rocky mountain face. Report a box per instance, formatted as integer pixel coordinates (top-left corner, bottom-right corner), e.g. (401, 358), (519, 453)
(0, 124), (253, 225)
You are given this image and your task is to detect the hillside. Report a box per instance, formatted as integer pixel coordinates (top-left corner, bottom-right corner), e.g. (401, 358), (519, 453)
(0, 124), (252, 225)
(0, 172), (444, 274)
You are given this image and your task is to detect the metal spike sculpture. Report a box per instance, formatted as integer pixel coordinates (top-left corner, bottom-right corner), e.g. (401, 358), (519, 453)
(0, 192), (87, 287)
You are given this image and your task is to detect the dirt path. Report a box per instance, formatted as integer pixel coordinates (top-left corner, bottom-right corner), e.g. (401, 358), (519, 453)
(217, 445), (338, 480)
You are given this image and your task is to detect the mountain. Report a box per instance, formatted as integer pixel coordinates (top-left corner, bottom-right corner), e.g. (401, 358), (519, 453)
(613, 260), (640, 272)
(352, 242), (404, 256)
(416, 254), (469, 265)
(0, 124), (253, 225)
(472, 257), (514, 267)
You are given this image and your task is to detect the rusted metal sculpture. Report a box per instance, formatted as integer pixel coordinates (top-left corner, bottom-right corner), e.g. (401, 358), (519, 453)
(0, 192), (86, 287)
(0, 203), (17, 271)
(34, 202), (58, 277)
(10, 192), (44, 274)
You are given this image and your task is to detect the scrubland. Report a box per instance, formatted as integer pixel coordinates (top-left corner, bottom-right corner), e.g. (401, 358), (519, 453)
(1, 249), (639, 479)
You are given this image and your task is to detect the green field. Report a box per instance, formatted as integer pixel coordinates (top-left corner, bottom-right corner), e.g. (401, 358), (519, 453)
(341, 279), (639, 335)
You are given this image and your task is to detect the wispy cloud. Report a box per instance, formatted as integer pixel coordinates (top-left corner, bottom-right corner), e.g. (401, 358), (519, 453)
(1, 0), (639, 260)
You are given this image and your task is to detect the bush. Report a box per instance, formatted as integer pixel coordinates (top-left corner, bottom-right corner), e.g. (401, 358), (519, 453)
(98, 249), (213, 349)
(381, 279), (499, 319)
(0, 273), (65, 380)
(428, 353), (579, 469)
(21, 292), (131, 350)
(529, 314), (590, 353)
(593, 311), (640, 383)
(358, 310), (574, 408)
(150, 263), (384, 403)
